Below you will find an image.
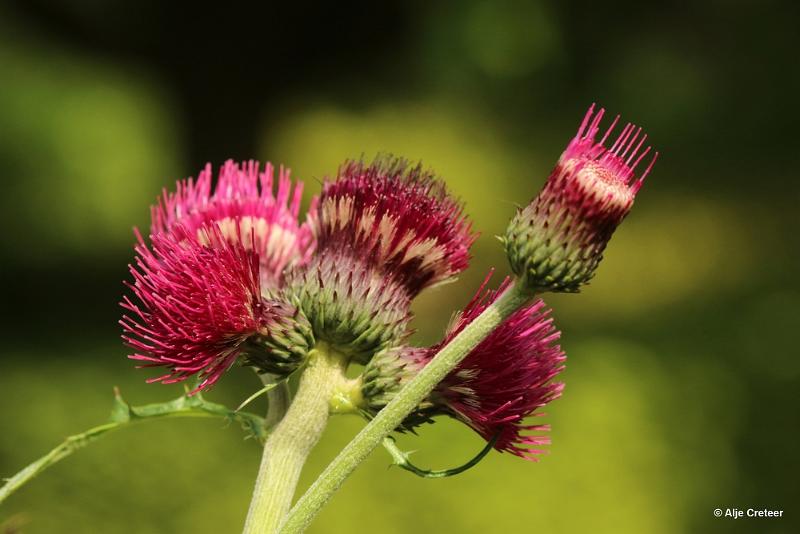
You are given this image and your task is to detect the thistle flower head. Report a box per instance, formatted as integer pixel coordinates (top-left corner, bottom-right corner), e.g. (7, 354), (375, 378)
(286, 156), (472, 361)
(505, 104), (658, 293)
(362, 274), (566, 459)
(286, 249), (412, 362)
(120, 225), (312, 392)
(151, 160), (316, 290)
(314, 157), (476, 296)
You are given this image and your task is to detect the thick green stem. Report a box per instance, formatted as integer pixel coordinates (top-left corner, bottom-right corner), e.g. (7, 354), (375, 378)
(242, 343), (348, 534)
(280, 280), (531, 533)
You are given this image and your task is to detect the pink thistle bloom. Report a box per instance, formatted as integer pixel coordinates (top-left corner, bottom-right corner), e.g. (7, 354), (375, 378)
(363, 273), (565, 460)
(120, 225), (310, 393)
(314, 157), (476, 296)
(505, 104), (658, 293)
(151, 160), (316, 291)
(287, 156), (474, 359)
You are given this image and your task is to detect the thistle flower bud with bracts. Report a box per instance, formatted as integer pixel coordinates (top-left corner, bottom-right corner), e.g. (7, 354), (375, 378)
(240, 297), (315, 376)
(286, 250), (412, 363)
(314, 156), (476, 296)
(151, 159), (316, 291)
(120, 225), (312, 392)
(287, 156), (472, 362)
(360, 346), (437, 430)
(361, 274), (566, 460)
(504, 104), (658, 293)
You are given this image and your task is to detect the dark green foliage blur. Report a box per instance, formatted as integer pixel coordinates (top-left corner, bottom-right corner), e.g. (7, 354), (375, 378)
(1, 1), (797, 533)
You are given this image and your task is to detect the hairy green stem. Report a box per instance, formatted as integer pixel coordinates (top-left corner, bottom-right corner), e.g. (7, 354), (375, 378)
(242, 343), (348, 534)
(0, 391), (266, 505)
(280, 280), (531, 533)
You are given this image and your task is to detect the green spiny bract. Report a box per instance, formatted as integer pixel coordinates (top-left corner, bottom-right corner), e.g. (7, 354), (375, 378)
(360, 346), (439, 430)
(240, 298), (315, 376)
(286, 251), (411, 364)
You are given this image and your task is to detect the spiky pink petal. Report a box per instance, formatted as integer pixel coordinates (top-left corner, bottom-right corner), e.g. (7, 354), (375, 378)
(151, 160), (316, 290)
(120, 225), (280, 392)
(432, 274), (565, 459)
(315, 157), (476, 296)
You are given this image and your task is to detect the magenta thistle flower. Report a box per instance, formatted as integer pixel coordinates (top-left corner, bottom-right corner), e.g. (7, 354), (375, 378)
(151, 159), (315, 290)
(288, 156), (475, 359)
(120, 225), (312, 392)
(505, 104), (658, 293)
(314, 157), (476, 296)
(362, 273), (566, 460)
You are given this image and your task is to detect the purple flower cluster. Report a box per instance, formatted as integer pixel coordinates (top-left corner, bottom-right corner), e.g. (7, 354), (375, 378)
(120, 105), (655, 460)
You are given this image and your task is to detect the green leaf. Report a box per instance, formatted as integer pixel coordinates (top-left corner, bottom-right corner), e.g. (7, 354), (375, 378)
(108, 387), (131, 424)
(1, 389), (268, 505)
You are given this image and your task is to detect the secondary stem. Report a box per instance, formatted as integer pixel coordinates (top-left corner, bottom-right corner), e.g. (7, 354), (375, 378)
(242, 343), (348, 534)
(261, 374), (291, 429)
(279, 280), (531, 533)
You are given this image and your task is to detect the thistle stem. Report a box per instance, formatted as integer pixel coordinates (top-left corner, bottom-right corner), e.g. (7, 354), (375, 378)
(279, 280), (532, 533)
(242, 343), (348, 534)
(259, 373), (292, 429)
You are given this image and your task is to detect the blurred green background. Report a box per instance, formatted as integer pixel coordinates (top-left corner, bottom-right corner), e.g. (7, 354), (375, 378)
(1, 1), (797, 533)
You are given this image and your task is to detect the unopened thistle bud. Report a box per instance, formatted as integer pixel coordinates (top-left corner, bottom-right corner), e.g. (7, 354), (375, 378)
(361, 274), (566, 459)
(288, 156), (476, 360)
(151, 159), (315, 292)
(120, 226), (313, 392)
(505, 105), (658, 293)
